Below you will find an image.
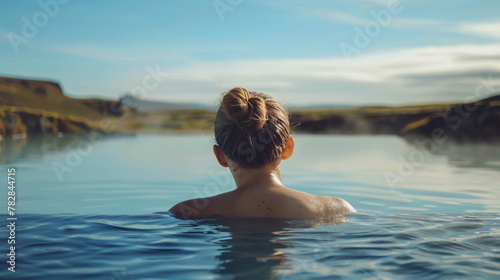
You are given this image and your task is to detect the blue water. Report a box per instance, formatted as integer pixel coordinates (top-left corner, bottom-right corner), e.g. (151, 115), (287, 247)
(1, 134), (500, 279)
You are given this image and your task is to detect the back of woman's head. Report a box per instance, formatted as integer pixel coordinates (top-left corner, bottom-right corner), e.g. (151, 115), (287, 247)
(214, 87), (290, 168)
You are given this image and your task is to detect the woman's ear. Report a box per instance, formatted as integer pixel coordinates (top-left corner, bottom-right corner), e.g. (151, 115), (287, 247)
(213, 145), (229, 167)
(282, 136), (295, 160)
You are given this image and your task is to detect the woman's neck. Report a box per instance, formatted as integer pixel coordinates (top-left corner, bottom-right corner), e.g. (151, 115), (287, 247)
(228, 160), (283, 190)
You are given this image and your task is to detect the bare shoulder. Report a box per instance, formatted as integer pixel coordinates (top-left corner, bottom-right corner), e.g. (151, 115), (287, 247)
(169, 190), (238, 219)
(317, 195), (357, 214)
(169, 199), (206, 219)
(169, 194), (223, 219)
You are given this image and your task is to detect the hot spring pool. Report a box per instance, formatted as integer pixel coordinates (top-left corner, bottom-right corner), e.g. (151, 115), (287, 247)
(1, 134), (499, 279)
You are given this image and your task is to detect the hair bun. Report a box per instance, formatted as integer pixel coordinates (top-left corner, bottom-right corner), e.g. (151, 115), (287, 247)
(222, 87), (267, 132)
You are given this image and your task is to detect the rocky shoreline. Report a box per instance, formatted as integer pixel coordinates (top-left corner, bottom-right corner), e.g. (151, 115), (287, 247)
(0, 106), (97, 136)
(1, 76), (499, 142)
(401, 96), (500, 142)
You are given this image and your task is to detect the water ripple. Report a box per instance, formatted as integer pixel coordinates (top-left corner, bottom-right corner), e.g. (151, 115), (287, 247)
(1, 212), (500, 279)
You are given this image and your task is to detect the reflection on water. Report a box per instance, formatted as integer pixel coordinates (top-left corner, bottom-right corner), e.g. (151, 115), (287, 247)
(211, 218), (294, 279)
(1, 134), (500, 279)
(0, 133), (135, 164)
(210, 216), (347, 279)
(4, 212), (498, 280)
(1, 134), (499, 215)
(3, 133), (500, 173)
(1, 134), (91, 164)
(404, 136), (500, 172)
(213, 218), (292, 279)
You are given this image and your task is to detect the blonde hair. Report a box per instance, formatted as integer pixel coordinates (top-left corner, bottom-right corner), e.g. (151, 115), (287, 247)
(214, 87), (290, 168)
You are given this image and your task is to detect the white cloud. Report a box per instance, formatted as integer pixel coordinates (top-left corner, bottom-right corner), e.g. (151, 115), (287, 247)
(176, 43), (500, 82)
(38, 40), (500, 106)
(391, 19), (500, 40)
(123, 43), (500, 106)
(51, 44), (195, 64)
(40, 18), (500, 106)
(310, 10), (367, 25)
(458, 22), (500, 40)
(391, 17), (445, 28)
(307, 5), (500, 42)
(361, 0), (389, 5)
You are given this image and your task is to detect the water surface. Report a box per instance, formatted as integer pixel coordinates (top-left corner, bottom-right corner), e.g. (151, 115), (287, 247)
(0, 134), (499, 279)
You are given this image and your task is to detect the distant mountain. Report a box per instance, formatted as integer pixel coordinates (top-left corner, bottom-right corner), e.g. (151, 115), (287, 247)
(120, 94), (216, 112)
(287, 104), (357, 110)
(119, 95), (356, 112)
(2, 75), (499, 142)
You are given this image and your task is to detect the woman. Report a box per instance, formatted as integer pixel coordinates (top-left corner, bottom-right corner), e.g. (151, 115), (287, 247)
(170, 87), (356, 219)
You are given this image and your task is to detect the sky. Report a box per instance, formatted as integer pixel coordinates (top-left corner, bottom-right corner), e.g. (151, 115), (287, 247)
(1, 0), (499, 107)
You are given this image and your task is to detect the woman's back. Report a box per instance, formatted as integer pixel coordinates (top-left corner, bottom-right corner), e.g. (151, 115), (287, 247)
(169, 87), (356, 219)
(175, 185), (355, 219)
